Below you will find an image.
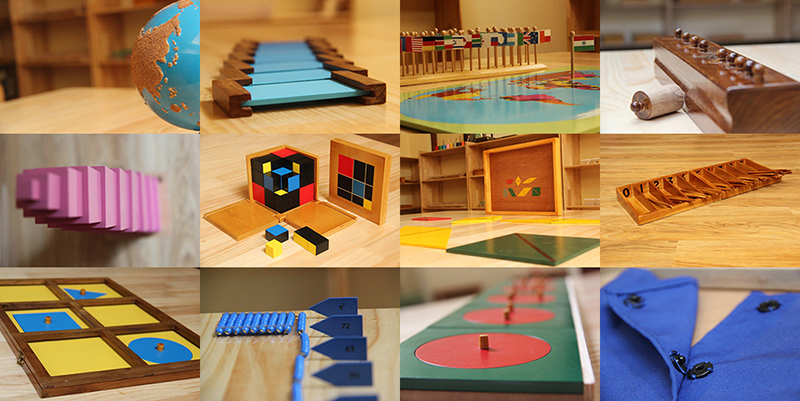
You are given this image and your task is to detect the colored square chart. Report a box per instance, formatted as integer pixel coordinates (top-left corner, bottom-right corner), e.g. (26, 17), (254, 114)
(29, 337), (131, 377)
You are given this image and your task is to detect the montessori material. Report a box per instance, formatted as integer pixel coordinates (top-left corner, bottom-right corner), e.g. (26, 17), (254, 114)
(483, 138), (563, 215)
(401, 275), (593, 400)
(446, 233), (599, 266)
(616, 158), (791, 225)
(0, 278), (199, 397)
(214, 312), (296, 336)
(293, 226), (329, 256)
(328, 139), (392, 225)
(16, 166), (160, 234)
(629, 28), (800, 133)
(265, 225), (289, 242)
(265, 240), (282, 258)
(400, 226), (452, 250)
(451, 216), (503, 225)
(213, 38), (386, 118)
(131, 1), (200, 131)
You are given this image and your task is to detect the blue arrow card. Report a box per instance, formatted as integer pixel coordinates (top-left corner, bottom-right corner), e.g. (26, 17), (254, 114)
(313, 336), (367, 360)
(310, 297), (358, 316)
(330, 396), (378, 401)
(311, 315), (363, 337)
(313, 361), (372, 386)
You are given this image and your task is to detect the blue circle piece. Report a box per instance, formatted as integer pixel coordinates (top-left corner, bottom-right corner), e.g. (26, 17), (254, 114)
(129, 338), (193, 364)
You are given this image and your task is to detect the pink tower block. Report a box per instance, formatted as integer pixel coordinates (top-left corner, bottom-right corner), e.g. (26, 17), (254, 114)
(18, 167), (83, 218)
(148, 175), (160, 233)
(16, 171), (60, 211)
(56, 167), (118, 231)
(131, 171), (142, 233)
(140, 171), (150, 233)
(112, 168), (131, 232)
(44, 166), (102, 227)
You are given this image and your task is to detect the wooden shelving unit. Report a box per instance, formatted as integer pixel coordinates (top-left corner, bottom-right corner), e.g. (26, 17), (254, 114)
(561, 134), (600, 210)
(0, 0), (16, 100)
(401, 156), (422, 215)
(416, 134), (594, 213)
(601, 0), (800, 50)
(7, 0), (172, 96)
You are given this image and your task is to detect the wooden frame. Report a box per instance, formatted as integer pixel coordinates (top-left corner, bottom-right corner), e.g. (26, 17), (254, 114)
(0, 278), (199, 398)
(616, 158), (791, 225)
(328, 138), (392, 225)
(483, 138), (563, 215)
(245, 145), (319, 204)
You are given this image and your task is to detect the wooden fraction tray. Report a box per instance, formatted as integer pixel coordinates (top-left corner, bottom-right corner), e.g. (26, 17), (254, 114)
(0, 278), (199, 398)
(652, 31), (800, 133)
(401, 275), (594, 400)
(213, 38), (386, 117)
(616, 158), (791, 225)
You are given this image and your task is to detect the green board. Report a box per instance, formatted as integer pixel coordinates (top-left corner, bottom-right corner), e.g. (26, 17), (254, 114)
(428, 302), (573, 330)
(446, 233), (599, 266)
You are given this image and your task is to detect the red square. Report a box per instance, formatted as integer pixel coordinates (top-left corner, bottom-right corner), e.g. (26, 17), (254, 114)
(299, 184), (314, 205)
(272, 148), (297, 158)
(252, 182), (265, 204)
(338, 155), (353, 177)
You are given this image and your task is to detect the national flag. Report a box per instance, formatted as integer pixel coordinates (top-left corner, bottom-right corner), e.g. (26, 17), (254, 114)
(443, 35), (453, 50)
(539, 29), (551, 43)
(517, 32), (524, 46)
(471, 34), (482, 48)
(400, 37), (406, 52)
(435, 36), (445, 51)
(483, 32), (503, 46)
(410, 37), (423, 53)
(573, 34), (594, 51)
(452, 35), (469, 49)
(504, 32), (517, 46)
(422, 36), (436, 51)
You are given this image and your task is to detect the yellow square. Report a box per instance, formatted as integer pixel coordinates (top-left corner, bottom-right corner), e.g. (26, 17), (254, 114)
(30, 337), (131, 376)
(262, 162), (271, 173)
(58, 283), (122, 299)
(0, 285), (58, 303)
(364, 200), (372, 211)
(265, 239), (282, 258)
(294, 234), (309, 250)
(293, 162), (300, 174)
(8, 308), (89, 332)
(276, 189), (287, 196)
(85, 304), (159, 327)
(116, 331), (200, 365)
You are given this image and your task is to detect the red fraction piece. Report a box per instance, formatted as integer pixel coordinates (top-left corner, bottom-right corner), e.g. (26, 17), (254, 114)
(415, 333), (551, 369)
(411, 217), (452, 221)
(338, 154), (354, 177)
(487, 294), (556, 304)
(271, 148), (297, 158)
(463, 307), (555, 325)
(503, 284), (555, 293)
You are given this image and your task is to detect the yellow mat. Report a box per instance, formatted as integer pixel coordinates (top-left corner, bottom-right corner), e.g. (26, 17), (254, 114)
(400, 226), (452, 249)
(85, 304), (159, 327)
(117, 331), (200, 365)
(30, 337), (131, 376)
(504, 218), (600, 225)
(0, 285), (58, 303)
(58, 283), (122, 299)
(451, 216), (503, 225)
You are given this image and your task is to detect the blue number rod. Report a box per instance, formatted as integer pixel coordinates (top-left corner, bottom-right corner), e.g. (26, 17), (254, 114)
(243, 81), (369, 108)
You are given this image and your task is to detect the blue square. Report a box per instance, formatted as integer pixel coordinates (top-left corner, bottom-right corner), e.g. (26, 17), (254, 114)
(272, 167), (293, 177)
(288, 174), (300, 192)
(64, 288), (106, 299)
(13, 312), (81, 332)
(266, 225), (288, 236)
(352, 180), (365, 198)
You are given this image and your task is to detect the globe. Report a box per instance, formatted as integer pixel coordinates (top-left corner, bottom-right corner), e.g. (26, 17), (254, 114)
(131, 0), (200, 131)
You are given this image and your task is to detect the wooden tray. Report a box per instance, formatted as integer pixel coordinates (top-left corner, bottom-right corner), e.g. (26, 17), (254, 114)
(0, 278), (199, 398)
(282, 200), (357, 237)
(616, 158), (791, 225)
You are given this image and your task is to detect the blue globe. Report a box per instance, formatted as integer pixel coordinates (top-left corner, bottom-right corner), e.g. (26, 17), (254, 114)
(131, 0), (200, 131)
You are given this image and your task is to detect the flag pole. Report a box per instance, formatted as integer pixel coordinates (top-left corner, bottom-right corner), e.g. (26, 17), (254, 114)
(533, 25), (538, 64)
(476, 27), (482, 70)
(516, 27), (522, 66)
(492, 26), (498, 68)
(524, 26), (530, 65)
(570, 31), (575, 82)
(467, 29), (474, 71)
(400, 32), (406, 77)
(459, 29), (465, 72)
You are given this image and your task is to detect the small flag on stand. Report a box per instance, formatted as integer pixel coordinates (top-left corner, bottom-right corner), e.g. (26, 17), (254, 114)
(539, 29), (551, 43)
(573, 34), (595, 51)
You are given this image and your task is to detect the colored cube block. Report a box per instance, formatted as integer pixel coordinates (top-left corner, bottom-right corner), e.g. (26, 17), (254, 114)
(272, 188), (300, 213)
(287, 173), (300, 192)
(299, 184), (314, 205)
(252, 182), (265, 204)
(265, 239), (282, 258)
(294, 226), (329, 256)
(264, 172), (280, 192)
(265, 224), (289, 242)
(286, 154), (315, 187)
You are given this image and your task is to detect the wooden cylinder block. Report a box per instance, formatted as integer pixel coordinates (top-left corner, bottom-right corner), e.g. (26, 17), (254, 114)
(44, 316), (51, 324)
(479, 334), (489, 350)
(80, 289), (86, 295)
(630, 84), (685, 120)
(503, 308), (511, 321)
(507, 302), (514, 312)
(156, 343), (165, 352)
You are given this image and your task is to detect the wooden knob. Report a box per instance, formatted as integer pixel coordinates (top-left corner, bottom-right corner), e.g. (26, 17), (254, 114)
(80, 289), (86, 295)
(479, 334), (489, 350)
(744, 59), (755, 75)
(156, 343), (165, 352)
(674, 28), (683, 39)
(507, 302), (514, 312)
(716, 48), (728, 60)
(753, 63), (765, 84)
(735, 56), (745, 70)
(44, 316), (51, 324)
(631, 84), (685, 120)
(682, 32), (691, 43)
(727, 52), (738, 65)
(503, 308), (511, 321)
(699, 40), (708, 52)
(690, 36), (699, 47)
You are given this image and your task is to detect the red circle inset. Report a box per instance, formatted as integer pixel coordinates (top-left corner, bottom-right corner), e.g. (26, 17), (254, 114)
(487, 294), (556, 304)
(463, 307), (555, 325)
(503, 284), (555, 293)
(415, 333), (551, 369)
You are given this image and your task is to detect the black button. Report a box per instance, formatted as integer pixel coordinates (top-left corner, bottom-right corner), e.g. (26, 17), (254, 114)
(757, 300), (781, 313)
(624, 294), (644, 308)
(687, 362), (713, 379)
(670, 351), (688, 375)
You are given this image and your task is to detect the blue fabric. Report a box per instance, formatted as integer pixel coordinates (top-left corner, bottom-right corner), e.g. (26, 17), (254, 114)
(602, 269), (800, 401)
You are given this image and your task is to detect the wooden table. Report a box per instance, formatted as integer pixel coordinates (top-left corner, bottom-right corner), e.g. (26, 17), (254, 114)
(200, 309), (399, 401)
(200, 16), (400, 134)
(601, 43), (800, 133)
(200, 134), (400, 267)
(0, 268), (200, 401)
(601, 134), (800, 267)
(400, 270), (600, 401)
(0, 134), (200, 267)
(400, 210), (600, 267)
(0, 88), (195, 134)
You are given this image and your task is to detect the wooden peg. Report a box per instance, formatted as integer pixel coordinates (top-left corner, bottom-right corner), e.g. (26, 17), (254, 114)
(726, 52), (738, 66)
(80, 289), (86, 295)
(156, 343), (165, 352)
(630, 84), (685, 120)
(503, 308), (511, 321)
(744, 59), (755, 75)
(734, 56), (746, 71)
(674, 28), (682, 39)
(752, 63), (765, 84)
(690, 36), (699, 48)
(682, 32), (691, 43)
(507, 302), (514, 312)
(44, 316), (51, 324)
(699, 40), (708, 52)
(716, 48), (728, 61)
(479, 334), (489, 350)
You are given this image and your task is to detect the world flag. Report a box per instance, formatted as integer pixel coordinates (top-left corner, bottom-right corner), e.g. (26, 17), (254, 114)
(435, 36), (445, 51)
(504, 32), (517, 46)
(471, 34), (482, 48)
(539, 29), (551, 43)
(452, 35), (469, 49)
(573, 34), (594, 51)
(422, 36), (436, 51)
(409, 37), (423, 53)
(443, 35), (454, 50)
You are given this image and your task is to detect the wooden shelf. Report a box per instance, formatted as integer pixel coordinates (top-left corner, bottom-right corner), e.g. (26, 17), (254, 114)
(424, 203), (468, 209)
(92, 2), (167, 15)
(20, 54), (90, 67)
(567, 205), (601, 210)
(99, 58), (131, 66)
(401, 181), (420, 185)
(565, 163), (600, 170)
(15, 7), (85, 24)
(422, 175), (466, 183)
(419, 145), (467, 157)
(469, 174), (484, 178)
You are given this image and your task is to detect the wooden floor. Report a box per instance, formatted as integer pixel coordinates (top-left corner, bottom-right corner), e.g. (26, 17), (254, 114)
(400, 210), (600, 267)
(200, 14), (400, 134)
(0, 135), (200, 267)
(401, 51), (600, 133)
(200, 309), (399, 401)
(0, 268), (200, 401)
(200, 134), (400, 267)
(601, 134), (800, 267)
(601, 43), (800, 133)
(0, 88), (196, 134)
